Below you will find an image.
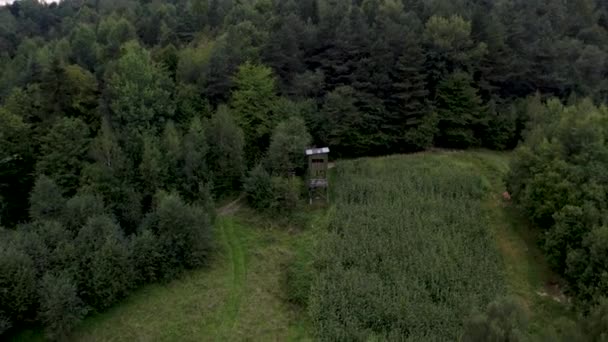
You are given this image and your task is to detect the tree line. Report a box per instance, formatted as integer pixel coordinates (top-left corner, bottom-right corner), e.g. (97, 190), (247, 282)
(1, 0), (608, 339)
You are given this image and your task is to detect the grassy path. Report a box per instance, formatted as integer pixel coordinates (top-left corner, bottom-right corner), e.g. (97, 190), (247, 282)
(58, 214), (310, 341)
(216, 217), (246, 340)
(453, 151), (574, 336)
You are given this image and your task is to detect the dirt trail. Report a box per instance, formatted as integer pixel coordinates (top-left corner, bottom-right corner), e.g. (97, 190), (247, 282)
(218, 195), (244, 216)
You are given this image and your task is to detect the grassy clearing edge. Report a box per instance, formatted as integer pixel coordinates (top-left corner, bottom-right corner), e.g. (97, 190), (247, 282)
(453, 151), (575, 336)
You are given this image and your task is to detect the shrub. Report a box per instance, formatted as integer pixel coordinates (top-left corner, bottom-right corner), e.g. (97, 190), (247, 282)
(266, 117), (311, 176)
(38, 273), (87, 341)
(244, 164), (274, 210)
(507, 99), (608, 304)
(461, 296), (529, 342)
(75, 215), (134, 310)
(131, 229), (162, 284)
(36, 117), (91, 194)
(29, 220), (78, 277)
(142, 193), (212, 279)
(63, 193), (106, 233)
(0, 313), (10, 335)
(482, 101), (518, 150)
(269, 176), (301, 213)
(29, 175), (66, 222)
(0, 242), (37, 325)
(206, 105), (245, 195)
(580, 298), (608, 341)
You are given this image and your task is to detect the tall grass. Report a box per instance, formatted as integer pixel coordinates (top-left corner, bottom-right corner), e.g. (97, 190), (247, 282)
(309, 154), (505, 341)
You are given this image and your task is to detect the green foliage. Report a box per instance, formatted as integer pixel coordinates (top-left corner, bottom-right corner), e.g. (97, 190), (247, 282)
(267, 116), (311, 176)
(310, 155), (504, 340)
(62, 193), (106, 233)
(182, 117), (210, 201)
(462, 296), (529, 342)
(130, 229), (162, 284)
(142, 193), (212, 279)
(507, 99), (608, 305)
(175, 84), (211, 125)
(75, 215), (134, 310)
(69, 24), (99, 71)
(0, 239), (37, 325)
(36, 117), (90, 193)
(3, 0), (608, 337)
(97, 15), (137, 61)
(0, 107), (33, 225)
(206, 105), (245, 195)
(244, 164), (274, 210)
(139, 133), (166, 197)
(82, 119), (143, 231)
(25, 220), (77, 278)
(61, 65), (99, 126)
(230, 62), (279, 165)
(483, 101), (518, 150)
(285, 228), (317, 307)
(269, 176), (302, 214)
(387, 39), (434, 152)
(29, 175), (65, 222)
(435, 72), (487, 148)
(161, 121), (183, 190)
(315, 86), (369, 157)
(38, 272), (87, 341)
(579, 298), (608, 341)
(105, 41), (175, 144)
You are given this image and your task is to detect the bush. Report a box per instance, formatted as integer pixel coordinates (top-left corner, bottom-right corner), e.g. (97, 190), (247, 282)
(206, 105), (246, 195)
(0, 242), (37, 325)
(461, 296), (529, 342)
(244, 164), (274, 210)
(266, 117), (311, 176)
(482, 101), (518, 150)
(29, 220), (78, 277)
(75, 215), (134, 310)
(63, 193), (106, 233)
(507, 98), (608, 305)
(38, 273), (87, 341)
(131, 229), (162, 284)
(245, 165), (302, 213)
(142, 193), (212, 279)
(580, 298), (608, 341)
(29, 175), (66, 222)
(269, 176), (301, 213)
(0, 314), (10, 335)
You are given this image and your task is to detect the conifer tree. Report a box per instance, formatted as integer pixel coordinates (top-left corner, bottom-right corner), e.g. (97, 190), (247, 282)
(435, 72), (487, 148)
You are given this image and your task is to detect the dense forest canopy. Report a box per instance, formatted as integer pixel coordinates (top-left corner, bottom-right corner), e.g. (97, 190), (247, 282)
(1, 0), (607, 225)
(2, 0), (608, 339)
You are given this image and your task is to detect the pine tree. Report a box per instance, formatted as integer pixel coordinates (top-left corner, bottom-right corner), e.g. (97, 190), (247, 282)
(387, 40), (433, 151)
(435, 72), (487, 148)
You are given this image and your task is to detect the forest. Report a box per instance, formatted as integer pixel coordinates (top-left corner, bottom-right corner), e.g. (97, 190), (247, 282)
(1, 0), (608, 340)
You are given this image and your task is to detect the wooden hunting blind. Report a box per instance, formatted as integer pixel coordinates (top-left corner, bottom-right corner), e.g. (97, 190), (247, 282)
(306, 147), (330, 204)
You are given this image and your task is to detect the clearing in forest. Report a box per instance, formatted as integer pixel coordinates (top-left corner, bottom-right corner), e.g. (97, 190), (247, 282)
(309, 151), (571, 340)
(14, 214), (311, 342)
(310, 152), (507, 340)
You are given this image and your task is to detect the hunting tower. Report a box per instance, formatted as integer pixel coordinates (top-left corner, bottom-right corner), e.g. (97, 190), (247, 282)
(306, 147), (330, 204)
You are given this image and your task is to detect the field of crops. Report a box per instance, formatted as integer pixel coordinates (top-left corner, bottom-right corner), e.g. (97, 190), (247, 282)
(309, 153), (506, 341)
